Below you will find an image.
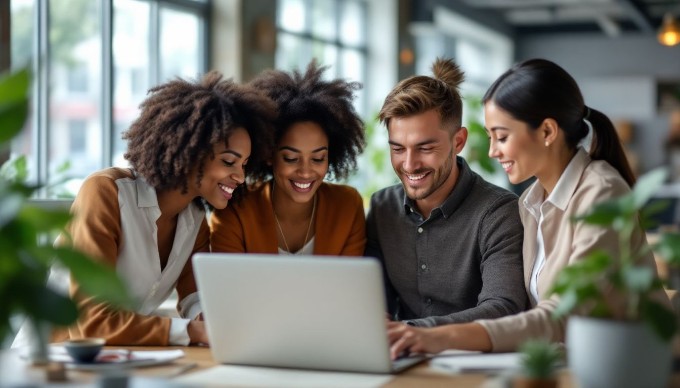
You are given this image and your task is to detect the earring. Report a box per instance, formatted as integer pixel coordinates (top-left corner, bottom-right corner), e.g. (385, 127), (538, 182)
(545, 141), (550, 147)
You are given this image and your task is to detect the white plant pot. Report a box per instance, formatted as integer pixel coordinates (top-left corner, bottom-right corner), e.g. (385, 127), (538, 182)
(567, 316), (672, 388)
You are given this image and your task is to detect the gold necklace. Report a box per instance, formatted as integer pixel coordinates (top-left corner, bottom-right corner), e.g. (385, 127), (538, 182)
(273, 186), (317, 253)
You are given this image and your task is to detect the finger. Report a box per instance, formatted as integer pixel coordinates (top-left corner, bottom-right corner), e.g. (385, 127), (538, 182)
(390, 335), (412, 360)
(387, 324), (408, 343)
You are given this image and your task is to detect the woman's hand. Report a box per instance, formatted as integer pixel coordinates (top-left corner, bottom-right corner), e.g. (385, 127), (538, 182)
(187, 320), (210, 346)
(387, 321), (493, 357)
(386, 321), (451, 360)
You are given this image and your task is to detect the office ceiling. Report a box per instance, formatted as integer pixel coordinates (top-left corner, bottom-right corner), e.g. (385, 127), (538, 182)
(459, 0), (680, 37)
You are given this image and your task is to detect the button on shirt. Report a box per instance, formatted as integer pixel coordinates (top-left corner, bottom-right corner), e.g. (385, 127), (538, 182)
(365, 157), (528, 327)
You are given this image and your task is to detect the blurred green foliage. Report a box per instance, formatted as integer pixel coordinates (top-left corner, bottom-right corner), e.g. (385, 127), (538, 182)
(464, 96), (496, 175)
(518, 339), (563, 379)
(551, 168), (677, 341)
(0, 68), (132, 346)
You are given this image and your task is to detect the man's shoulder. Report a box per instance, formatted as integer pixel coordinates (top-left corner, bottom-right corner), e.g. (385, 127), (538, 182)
(468, 174), (518, 205)
(369, 184), (404, 206)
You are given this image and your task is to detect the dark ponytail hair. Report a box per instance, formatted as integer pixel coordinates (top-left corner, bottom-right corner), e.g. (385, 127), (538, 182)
(482, 58), (635, 187)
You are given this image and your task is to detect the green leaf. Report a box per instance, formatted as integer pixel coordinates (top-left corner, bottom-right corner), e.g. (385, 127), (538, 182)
(640, 198), (672, 229)
(553, 289), (578, 318)
(631, 168), (668, 208)
(621, 265), (654, 293)
(48, 247), (134, 309)
(0, 192), (25, 228)
(641, 300), (677, 341)
(574, 201), (624, 226)
(654, 232), (680, 265)
(551, 252), (611, 318)
(0, 155), (28, 182)
(518, 339), (563, 379)
(0, 68), (31, 143)
(0, 68), (30, 103)
(18, 205), (72, 234)
(16, 280), (79, 325)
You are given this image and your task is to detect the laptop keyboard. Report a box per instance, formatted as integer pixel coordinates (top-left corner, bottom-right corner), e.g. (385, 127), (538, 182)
(391, 355), (427, 372)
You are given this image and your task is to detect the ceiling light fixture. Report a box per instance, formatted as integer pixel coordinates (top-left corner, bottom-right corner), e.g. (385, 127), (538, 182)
(658, 13), (680, 47)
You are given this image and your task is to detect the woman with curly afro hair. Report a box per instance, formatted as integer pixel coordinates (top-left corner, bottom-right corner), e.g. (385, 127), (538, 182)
(210, 61), (367, 256)
(56, 71), (276, 346)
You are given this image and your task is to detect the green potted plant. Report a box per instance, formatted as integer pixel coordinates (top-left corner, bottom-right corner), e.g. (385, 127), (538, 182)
(513, 339), (562, 388)
(0, 68), (131, 363)
(550, 168), (677, 388)
(652, 227), (680, 316)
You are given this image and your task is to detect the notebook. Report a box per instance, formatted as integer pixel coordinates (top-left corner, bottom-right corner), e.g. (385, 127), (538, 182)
(192, 253), (427, 374)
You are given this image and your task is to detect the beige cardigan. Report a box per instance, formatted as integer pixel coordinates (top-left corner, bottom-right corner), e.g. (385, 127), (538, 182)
(477, 149), (666, 352)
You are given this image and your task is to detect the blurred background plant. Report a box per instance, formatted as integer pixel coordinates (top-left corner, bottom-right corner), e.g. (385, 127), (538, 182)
(516, 339), (563, 385)
(551, 168), (677, 341)
(0, 67), (132, 354)
(463, 96), (496, 175)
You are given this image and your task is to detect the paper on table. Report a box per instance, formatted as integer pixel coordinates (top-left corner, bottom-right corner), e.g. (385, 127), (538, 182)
(174, 365), (393, 388)
(46, 346), (185, 370)
(429, 349), (522, 374)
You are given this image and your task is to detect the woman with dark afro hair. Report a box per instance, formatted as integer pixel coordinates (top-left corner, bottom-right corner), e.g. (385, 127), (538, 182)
(55, 71), (276, 346)
(210, 61), (367, 256)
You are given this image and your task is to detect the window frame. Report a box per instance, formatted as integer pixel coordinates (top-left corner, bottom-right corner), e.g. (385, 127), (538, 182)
(275, 0), (368, 116)
(10, 0), (211, 198)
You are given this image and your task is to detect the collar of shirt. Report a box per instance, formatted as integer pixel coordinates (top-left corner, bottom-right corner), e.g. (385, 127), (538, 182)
(402, 156), (476, 219)
(132, 172), (199, 232)
(523, 147), (591, 220)
(135, 174), (159, 208)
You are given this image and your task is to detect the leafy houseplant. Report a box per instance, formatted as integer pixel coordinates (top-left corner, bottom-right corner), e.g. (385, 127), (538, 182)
(0, 68), (131, 359)
(513, 339), (562, 388)
(550, 168), (677, 388)
(464, 96), (497, 175)
(651, 225), (680, 315)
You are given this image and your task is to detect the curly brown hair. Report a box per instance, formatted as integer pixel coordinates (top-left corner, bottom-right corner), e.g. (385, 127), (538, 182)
(379, 57), (465, 133)
(123, 71), (276, 202)
(247, 60), (365, 181)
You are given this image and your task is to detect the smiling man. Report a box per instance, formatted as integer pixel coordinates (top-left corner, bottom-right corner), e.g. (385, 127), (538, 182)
(365, 58), (527, 327)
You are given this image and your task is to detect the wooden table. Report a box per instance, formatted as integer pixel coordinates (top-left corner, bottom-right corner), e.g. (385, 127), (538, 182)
(4, 345), (680, 387)
(0, 345), (573, 387)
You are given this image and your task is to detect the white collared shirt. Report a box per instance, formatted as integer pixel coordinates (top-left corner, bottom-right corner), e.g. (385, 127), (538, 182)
(524, 148), (588, 302)
(116, 175), (204, 344)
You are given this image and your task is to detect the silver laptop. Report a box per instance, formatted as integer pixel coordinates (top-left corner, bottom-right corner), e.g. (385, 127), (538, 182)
(192, 253), (426, 374)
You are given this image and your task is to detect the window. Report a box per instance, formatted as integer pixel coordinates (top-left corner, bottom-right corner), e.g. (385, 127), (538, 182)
(9, 0), (210, 198)
(68, 120), (88, 154)
(276, 0), (367, 116)
(411, 6), (513, 186)
(67, 64), (90, 94)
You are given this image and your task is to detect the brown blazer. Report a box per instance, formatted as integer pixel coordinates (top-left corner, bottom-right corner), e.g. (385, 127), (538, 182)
(210, 181), (366, 256)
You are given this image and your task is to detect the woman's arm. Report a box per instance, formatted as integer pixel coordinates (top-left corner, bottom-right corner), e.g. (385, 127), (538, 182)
(386, 321), (492, 359)
(66, 173), (176, 345)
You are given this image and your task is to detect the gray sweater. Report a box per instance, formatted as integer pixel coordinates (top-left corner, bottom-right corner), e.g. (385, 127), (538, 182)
(365, 157), (528, 327)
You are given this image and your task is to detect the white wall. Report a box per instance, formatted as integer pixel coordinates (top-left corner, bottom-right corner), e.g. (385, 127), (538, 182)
(517, 33), (680, 173)
(211, 0), (242, 80)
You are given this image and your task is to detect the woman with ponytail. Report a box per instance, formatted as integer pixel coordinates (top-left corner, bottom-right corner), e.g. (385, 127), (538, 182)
(387, 58), (667, 355)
